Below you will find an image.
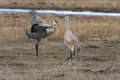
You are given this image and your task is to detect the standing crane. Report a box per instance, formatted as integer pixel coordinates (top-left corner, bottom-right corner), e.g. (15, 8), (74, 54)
(25, 10), (57, 57)
(64, 15), (80, 62)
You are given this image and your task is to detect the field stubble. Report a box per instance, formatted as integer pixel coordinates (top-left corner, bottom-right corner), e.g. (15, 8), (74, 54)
(0, 39), (120, 80)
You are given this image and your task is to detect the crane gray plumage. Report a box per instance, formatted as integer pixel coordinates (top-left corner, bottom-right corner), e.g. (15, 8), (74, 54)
(25, 10), (57, 57)
(29, 10), (46, 24)
(64, 15), (80, 62)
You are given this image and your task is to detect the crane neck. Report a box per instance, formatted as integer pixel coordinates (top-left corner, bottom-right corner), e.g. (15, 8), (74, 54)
(52, 21), (57, 32)
(66, 18), (71, 30)
(46, 21), (57, 36)
(33, 14), (38, 18)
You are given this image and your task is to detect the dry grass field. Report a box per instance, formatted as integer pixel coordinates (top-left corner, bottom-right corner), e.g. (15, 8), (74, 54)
(0, 12), (120, 80)
(0, 13), (120, 42)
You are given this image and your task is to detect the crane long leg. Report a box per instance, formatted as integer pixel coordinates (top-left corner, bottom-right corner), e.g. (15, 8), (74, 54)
(73, 50), (76, 55)
(36, 42), (39, 57)
(35, 40), (40, 57)
(65, 51), (73, 62)
(65, 49), (77, 62)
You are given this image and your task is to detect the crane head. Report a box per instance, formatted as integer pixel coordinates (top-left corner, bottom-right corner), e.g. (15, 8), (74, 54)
(64, 15), (70, 19)
(53, 20), (58, 25)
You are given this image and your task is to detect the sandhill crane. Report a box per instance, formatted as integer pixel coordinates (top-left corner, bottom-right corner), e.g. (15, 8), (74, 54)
(64, 15), (80, 62)
(25, 10), (57, 57)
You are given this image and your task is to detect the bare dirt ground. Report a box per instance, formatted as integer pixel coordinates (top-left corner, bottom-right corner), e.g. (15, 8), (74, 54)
(0, 39), (120, 80)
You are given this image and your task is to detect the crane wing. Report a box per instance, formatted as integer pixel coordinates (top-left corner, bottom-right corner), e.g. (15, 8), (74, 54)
(37, 23), (52, 28)
(29, 10), (52, 35)
(25, 30), (37, 39)
(32, 15), (46, 25)
(31, 23), (52, 33)
(30, 10), (47, 25)
(64, 31), (80, 46)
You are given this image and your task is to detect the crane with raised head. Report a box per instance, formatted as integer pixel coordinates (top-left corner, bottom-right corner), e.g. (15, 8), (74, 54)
(25, 10), (57, 57)
(64, 15), (80, 62)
